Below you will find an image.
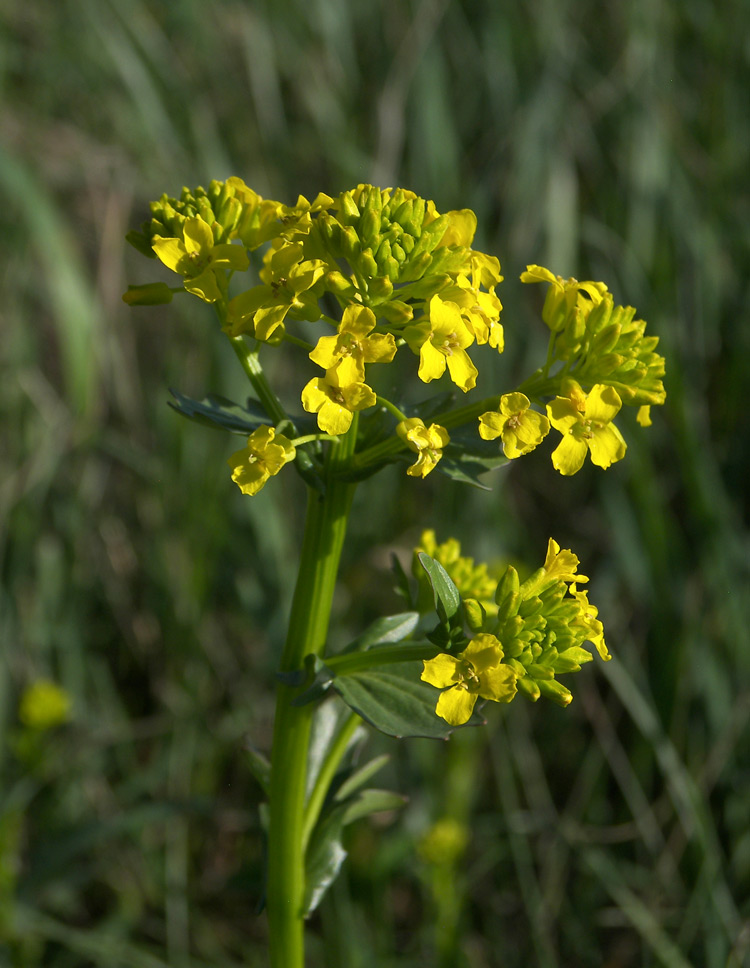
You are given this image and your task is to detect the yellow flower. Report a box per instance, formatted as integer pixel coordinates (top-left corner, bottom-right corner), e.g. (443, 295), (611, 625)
(309, 305), (397, 383)
(546, 383), (626, 475)
(301, 373), (377, 435)
(404, 296), (478, 392)
(421, 634), (517, 726)
(570, 584), (610, 660)
(396, 418), (449, 477)
(521, 264), (608, 332)
(637, 405), (652, 427)
(19, 680), (72, 730)
(542, 538), (589, 585)
(478, 393), (550, 458)
(152, 217), (249, 302)
(228, 426), (296, 496)
(226, 241), (326, 340)
(225, 177), (285, 250)
(418, 818), (469, 866)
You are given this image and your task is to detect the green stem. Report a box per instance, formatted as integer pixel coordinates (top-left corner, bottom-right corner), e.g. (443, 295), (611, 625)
(266, 422), (358, 968)
(227, 335), (287, 425)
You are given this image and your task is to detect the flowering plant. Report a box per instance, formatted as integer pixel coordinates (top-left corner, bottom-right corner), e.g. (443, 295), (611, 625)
(126, 179), (665, 966)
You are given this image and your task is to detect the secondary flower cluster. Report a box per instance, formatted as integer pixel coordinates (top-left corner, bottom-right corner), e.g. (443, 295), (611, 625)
(125, 180), (666, 493)
(417, 534), (609, 724)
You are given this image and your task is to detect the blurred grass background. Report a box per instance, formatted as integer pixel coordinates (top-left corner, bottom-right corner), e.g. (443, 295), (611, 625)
(1, 0), (749, 964)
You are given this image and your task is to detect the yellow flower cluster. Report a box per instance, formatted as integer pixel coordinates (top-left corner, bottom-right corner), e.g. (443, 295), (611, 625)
(125, 182), (665, 494)
(420, 536), (610, 724)
(521, 265), (666, 409)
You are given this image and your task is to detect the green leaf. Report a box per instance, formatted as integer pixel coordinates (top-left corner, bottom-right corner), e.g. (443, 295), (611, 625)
(332, 660), (483, 739)
(303, 810), (347, 916)
(339, 612), (420, 654)
(303, 785), (406, 916)
(334, 753), (390, 802)
(416, 552), (462, 627)
(391, 553), (415, 607)
(306, 700), (363, 800)
(168, 389), (273, 434)
(338, 788), (406, 826)
(434, 434), (510, 489)
(243, 743), (271, 795)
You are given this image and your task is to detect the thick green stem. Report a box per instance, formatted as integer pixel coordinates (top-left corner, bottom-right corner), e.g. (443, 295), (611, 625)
(266, 426), (358, 968)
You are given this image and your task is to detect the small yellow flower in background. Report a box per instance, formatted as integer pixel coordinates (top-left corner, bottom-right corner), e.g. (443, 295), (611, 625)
(478, 392), (550, 458)
(309, 305), (397, 384)
(396, 418), (449, 478)
(421, 634), (517, 726)
(404, 296), (478, 392)
(228, 426), (296, 496)
(19, 680), (72, 730)
(152, 216), (249, 303)
(301, 374), (377, 435)
(418, 817), (469, 866)
(547, 383), (626, 475)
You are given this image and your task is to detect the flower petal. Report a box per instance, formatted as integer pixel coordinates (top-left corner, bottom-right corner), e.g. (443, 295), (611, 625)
(418, 340), (447, 383)
(551, 434), (587, 476)
(182, 217), (214, 256)
(446, 348), (478, 392)
(478, 412), (505, 441)
(585, 384), (622, 423)
(588, 423), (627, 469)
(152, 238), (187, 273)
(435, 686), (477, 726)
(184, 269), (222, 303)
(478, 664), (517, 703)
(422, 653), (460, 689)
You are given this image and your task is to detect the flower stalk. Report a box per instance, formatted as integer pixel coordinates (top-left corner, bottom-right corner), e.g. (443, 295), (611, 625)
(266, 426), (358, 968)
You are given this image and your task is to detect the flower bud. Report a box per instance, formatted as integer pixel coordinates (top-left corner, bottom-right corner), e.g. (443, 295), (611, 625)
(463, 598), (486, 632)
(367, 276), (394, 301)
(360, 208), (381, 246)
(338, 191), (361, 224)
(591, 322), (622, 355)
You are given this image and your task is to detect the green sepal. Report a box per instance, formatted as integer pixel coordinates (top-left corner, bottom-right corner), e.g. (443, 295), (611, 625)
(125, 229), (157, 258)
(416, 552), (462, 628)
(332, 660), (483, 739)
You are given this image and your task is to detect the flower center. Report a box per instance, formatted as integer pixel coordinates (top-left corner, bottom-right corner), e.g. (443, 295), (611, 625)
(437, 331), (460, 356)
